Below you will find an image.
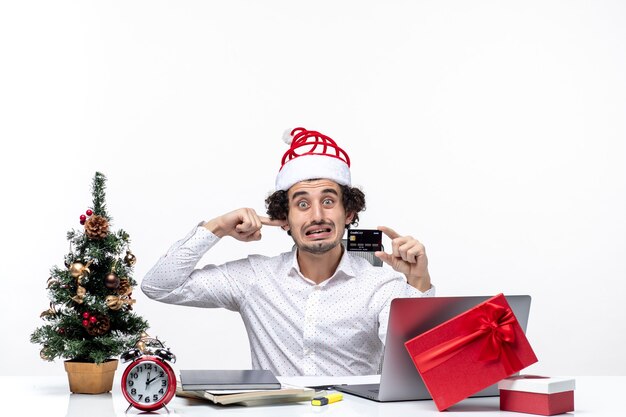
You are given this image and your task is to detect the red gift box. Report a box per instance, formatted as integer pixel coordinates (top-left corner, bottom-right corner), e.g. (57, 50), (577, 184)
(404, 293), (538, 411)
(499, 375), (575, 415)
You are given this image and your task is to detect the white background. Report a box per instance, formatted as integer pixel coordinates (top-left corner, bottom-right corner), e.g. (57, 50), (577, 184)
(1, 1), (624, 376)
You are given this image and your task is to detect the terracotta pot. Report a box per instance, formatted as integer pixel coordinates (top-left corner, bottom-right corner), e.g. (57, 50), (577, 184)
(64, 359), (118, 394)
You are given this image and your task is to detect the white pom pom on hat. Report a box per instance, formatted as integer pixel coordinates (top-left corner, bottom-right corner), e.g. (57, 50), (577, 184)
(282, 128), (294, 145)
(275, 127), (351, 191)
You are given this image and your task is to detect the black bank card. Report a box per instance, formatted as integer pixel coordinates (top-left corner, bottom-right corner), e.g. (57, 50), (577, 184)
(347, 229), (383, 252)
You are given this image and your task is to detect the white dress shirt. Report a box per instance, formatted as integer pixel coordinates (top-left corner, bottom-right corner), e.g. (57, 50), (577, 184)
(141, 226), (435, 376)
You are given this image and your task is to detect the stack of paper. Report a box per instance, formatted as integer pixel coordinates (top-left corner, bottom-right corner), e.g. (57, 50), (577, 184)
(176, 369), (317, 406)
(176, 383), (317, 406)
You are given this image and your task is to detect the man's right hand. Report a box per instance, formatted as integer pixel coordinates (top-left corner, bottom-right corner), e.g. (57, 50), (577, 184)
(203, 208), (287, 242)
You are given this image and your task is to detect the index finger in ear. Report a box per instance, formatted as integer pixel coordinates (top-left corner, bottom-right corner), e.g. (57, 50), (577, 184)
(377, 226), (400, 240)
(259, 216), (288, 228)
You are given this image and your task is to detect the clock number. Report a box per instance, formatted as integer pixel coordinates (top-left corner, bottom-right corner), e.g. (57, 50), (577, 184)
(131, 372), (139, 379)
(159, 371), (164, 377)
(128, 380), (134, 387)
(138, 394), (143, 401)
(131, 388), (136, 395)
(161, 380), (167, 387)
(145, 397), (151, 403)
(153, 395), (159, 401)
(159, 388), (164, 394)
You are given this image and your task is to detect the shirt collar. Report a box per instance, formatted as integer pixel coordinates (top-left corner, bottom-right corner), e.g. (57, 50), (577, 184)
(288, 245), (357, 285)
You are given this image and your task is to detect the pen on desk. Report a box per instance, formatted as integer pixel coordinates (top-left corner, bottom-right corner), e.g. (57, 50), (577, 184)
(311, 392), (343, 406)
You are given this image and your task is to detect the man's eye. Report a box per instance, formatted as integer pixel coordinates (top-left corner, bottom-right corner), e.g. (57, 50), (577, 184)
(323, 199), (334, 205)
(298, 201), (309, 209)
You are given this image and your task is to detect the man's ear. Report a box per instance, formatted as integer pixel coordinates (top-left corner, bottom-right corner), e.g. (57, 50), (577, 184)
(346, 211), (355, 225)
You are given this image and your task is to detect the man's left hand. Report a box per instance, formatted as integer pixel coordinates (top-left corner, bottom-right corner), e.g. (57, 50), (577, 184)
(375, 226), (431, 292)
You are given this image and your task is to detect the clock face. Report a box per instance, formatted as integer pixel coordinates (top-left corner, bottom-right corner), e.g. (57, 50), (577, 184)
(121, 357), (176, 411)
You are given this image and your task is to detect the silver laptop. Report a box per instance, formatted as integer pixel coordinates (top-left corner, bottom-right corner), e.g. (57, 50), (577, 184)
(335, 295), (532, 402)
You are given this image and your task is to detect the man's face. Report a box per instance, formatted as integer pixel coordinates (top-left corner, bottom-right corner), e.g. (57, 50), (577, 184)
(286, 179), (354, 255)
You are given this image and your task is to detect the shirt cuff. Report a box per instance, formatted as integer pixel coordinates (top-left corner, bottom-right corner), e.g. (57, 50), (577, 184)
(190, 224), (220, 252)
(420, 284), (435, 297)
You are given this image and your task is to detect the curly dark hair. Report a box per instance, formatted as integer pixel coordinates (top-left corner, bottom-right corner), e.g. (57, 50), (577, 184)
(265, 183), (366, 228)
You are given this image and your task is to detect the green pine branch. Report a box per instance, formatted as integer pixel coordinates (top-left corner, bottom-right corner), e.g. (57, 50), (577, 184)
(91, 171), (110, 220)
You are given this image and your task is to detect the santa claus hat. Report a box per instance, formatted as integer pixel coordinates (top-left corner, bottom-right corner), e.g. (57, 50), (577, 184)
(275, 127), (351, 191)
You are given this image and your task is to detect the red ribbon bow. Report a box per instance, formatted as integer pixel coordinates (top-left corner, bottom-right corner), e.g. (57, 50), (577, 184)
(411, 301), (523, 375)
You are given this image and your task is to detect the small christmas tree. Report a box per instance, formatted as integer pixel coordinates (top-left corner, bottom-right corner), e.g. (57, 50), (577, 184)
(31, 172), (149, 364)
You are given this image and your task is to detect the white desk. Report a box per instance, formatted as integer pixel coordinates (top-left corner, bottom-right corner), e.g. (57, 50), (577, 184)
(2, 375), (621, 416)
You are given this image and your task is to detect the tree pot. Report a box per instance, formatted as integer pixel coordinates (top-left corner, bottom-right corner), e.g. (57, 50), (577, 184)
(64, 359), (118, 394)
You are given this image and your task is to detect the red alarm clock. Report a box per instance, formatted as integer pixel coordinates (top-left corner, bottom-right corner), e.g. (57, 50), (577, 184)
(121, 342), (177, 412)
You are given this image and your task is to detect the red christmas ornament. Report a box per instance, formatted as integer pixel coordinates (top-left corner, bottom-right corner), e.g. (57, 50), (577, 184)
(82, 312), (90, 319)
(80, 214), (87, 221)
(57, 328), (65, 335)
(89, 315), (97, 324)
(82, 319), (89, 327)
(86, 209), (93, 216)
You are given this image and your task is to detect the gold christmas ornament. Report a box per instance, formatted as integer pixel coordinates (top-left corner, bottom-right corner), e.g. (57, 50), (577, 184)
(69, 260), (92, 279)
(106, 293), (136, 310)
(124, 250), (137, 266)
(84, 215), (109, 240)
(135, 332), (156, 352)
(69, 260), (91, 304)
(136, 340), (147, 352)
(69, 263), (86, 278)
(71, 285), (86, 304)
(39, 302), (57, 318)
(40, 347), (52, 361)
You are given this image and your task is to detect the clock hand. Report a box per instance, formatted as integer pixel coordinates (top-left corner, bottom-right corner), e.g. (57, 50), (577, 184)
(146, 376), (158, 385)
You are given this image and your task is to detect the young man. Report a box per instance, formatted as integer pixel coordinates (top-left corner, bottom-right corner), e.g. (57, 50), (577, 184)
(141, 127), (434, 376)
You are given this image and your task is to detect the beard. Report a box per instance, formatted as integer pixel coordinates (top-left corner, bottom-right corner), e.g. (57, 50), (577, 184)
(298, 239), (342, 255)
